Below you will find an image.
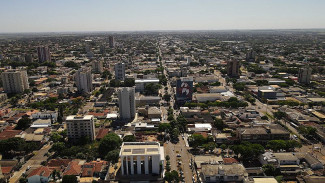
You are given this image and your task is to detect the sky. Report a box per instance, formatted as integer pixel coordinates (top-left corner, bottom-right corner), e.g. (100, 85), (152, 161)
(0, 0), (324, 33)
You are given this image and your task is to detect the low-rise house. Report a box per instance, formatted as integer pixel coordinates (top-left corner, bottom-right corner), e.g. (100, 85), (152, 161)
(259, 152), (301, 174)
(200, 164), (248, 183)
(31, 111), (58, 122)
(237, 124), (290, 143)
(30, 119), (51, 128)
(27, 166), (53, 183)
(187, 123), (212, 133)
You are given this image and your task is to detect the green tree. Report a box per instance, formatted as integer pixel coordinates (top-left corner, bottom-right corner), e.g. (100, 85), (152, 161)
(262, 164), (276, 176)
(164, 170), (179, 183)
(98, 133), (122, 157)
(213, 118), (225, 130)
(105, 149), (120, 164)
(189, 134), (206, 149)
(62, 175), (78, 183)
(15, 115), (32, 130)
(274, 111), (286, 120)
(50, 142), (66, 154)
(158, 123), (171, 133)
(123, 135), (136, 142)
(124, 78), (135, 87)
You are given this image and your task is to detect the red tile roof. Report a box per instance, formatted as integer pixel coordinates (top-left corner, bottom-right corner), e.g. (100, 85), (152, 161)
(0, 129), (22, 140)
(223, 158), (238, 164)
(96, 128), (110, 140)
(1, 166), (13, 174)
(27, 166), (52, 178)
(63, 161), (82, 176)
(47, 159), (71, 168)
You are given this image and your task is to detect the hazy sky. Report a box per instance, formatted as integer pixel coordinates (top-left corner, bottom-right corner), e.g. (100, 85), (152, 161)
(0, 0), (324, 32)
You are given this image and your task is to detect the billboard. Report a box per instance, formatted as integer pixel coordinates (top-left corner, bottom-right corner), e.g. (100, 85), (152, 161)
(176, 77), (193, 102)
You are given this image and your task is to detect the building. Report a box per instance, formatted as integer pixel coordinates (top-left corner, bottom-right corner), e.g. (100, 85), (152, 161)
(176, 77), (193, 104)
(66, 115), (95, 142)
(237, 125), (290, 143)
(257, 86), (277, 100)
(259, 152), (301, 174)
(75, 67), (92, 93)
(27, 166), (53, 183)
(31, 111), (58, 122)
(37, 46), (51, 62)
(227, 60), (239, 77)
(114, 62), (125, 81)
(109, 36), (115, 48)
(1, 70), (29, 94)
(135, 78), (159, 92)
(246, 49), (256, 62)
(118, 87), (135, 120)
(119, 142), (164, 175)
(298, 67), (312, 84)
(92, 60), (104, 73)
(200, 164), (248, 183)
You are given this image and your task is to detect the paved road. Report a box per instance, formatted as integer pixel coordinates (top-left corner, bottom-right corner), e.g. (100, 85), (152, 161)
(164, 136), (194, 183)
(9, 143), (52, 183)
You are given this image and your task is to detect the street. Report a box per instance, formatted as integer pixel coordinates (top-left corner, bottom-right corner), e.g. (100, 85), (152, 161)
(9, 143), (52, 183)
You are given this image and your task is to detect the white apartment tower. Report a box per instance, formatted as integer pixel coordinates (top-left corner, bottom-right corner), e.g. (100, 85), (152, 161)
(298, 67), (312, 84)
(66, 115), (95, 141)
(75, 67), (93, 93)
(118, 87), (135, 120)
(92, 60), (104, 73)
(1, 70), (29, 94)
(114, 62), (125, 81)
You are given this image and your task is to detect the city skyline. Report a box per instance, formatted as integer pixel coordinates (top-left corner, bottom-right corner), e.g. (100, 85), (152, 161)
(0, 0), (325, 33)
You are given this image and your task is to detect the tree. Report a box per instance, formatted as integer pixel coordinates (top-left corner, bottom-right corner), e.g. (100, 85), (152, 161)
(50, 142), (66, 154)
(166, 155), (170, 161)
(62, 175), (78, 183)
(63, 61), (79, 69)
(15, 115), (32, 130)
(158, 123), (171, 133)
(202, 142), (216, 152)
(189, 134), (206, 149)
(98, 133), (122, 157)
(163, 94), (171, 102)
(261, 116), (268, 120)
(50, 132), (63, 142)
(213, 118), (225, 130)
(274, 111), (286, 120)
(230, 142), (264, 161)
(220, 144), (227, 150)
(124, 78), (135, 87)
(144, 83), (160, 95)
(164, 170), (179, 183)
(105, 149), (120, 163)
(123, 135), (136, 142)
(262, 164), (276, 176)
(19, 178), (27, 183)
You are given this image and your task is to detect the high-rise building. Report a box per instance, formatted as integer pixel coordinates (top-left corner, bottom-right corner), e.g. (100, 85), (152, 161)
(227, 60), (240, 77)
(246, 50), (256, 62)
(109, 36), (115, 48)
(75, 67), (92, 93)
(298, 67), (312, 84)
(37, 46), (51, 62)
(66, 115), (95, 142)
(115, 62), (125, 81)
(1, 70), (29, 94)
(92, 60), (103, 73)
(118, 87), (135, 120)
(176, 77), (193, 104)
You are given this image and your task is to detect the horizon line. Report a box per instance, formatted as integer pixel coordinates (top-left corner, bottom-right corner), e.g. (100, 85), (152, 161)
(1, 28), (325, 34)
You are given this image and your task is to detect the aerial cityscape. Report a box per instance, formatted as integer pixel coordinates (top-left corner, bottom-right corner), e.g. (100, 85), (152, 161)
(0, 1), (325, 183)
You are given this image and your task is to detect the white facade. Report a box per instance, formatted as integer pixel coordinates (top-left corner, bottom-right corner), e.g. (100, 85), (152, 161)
(120, 142), (164, 175)
(114, 62), (125, 81)
(75, 67), (93, 93)
(118, 87), (135, 119)
(31, 111), (58, 122)
(66, 115), (95, 141)
(1, 70), (29, 94)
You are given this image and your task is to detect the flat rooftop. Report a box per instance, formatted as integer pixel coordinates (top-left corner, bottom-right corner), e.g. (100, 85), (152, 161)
(66, 115), (93, 121)
(120, 142), (161, 156)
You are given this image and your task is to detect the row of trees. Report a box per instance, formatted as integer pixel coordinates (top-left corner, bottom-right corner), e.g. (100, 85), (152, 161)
(185, 97), (248, 109)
